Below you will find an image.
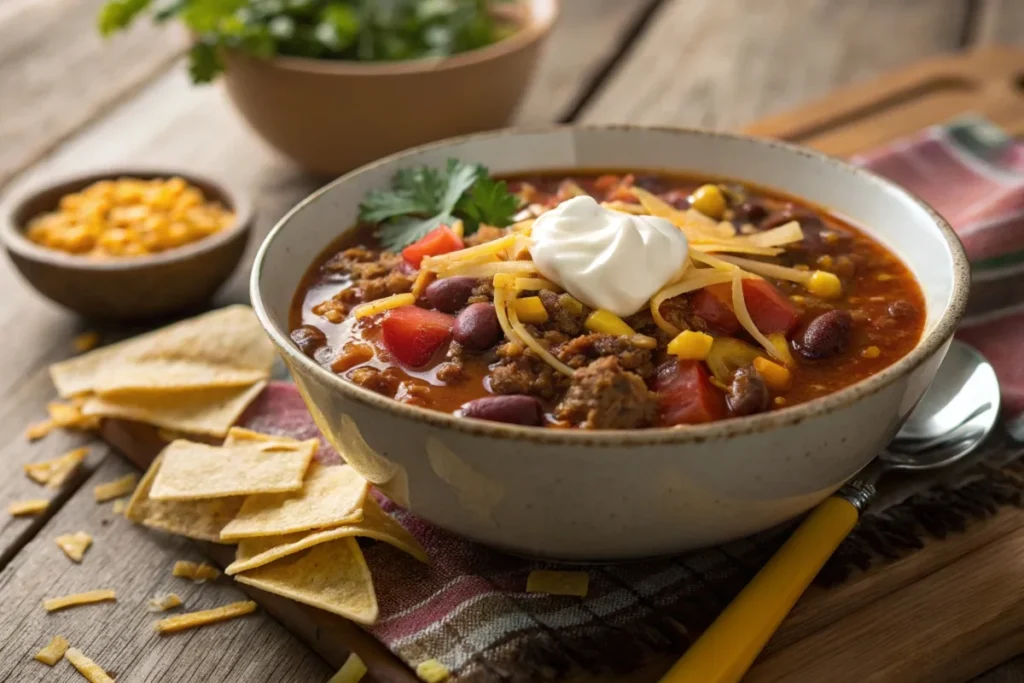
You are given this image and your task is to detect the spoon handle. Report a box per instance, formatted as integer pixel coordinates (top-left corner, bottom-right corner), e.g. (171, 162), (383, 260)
(658, 496), (860, 683)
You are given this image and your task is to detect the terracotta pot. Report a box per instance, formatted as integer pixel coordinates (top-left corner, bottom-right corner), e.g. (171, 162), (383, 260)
(221, 0), (558, 177)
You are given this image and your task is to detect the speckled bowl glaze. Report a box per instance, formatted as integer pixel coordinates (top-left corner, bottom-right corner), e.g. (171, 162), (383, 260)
(251, 126), (969, 561)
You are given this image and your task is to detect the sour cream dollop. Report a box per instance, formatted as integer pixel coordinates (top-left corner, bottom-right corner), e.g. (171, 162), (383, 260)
(528, 196), (689, 317)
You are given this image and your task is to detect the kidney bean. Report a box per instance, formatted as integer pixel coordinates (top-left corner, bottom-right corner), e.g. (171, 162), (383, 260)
(796, 309), (854, 359)
(424, 277), (478, 313)
(888, 300), (917, 319)
(453, 303), (501, 352)
(727, 367), (770, 417)
(290, 325), (327, 357)
(734, 200), (768, 224)
(461, 395), (545, 426)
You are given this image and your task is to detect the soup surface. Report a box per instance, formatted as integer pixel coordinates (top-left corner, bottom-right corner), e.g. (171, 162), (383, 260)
(290, 169), (925, 429)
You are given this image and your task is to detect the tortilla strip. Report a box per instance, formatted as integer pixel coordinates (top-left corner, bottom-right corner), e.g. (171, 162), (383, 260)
(34, 635), (70, 666)
(65, 647), (114, 683)
(152, 601), (257, 634)
(43, 589), (116, 612)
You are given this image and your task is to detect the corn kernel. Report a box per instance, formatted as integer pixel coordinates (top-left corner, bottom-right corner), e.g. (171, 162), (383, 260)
(667, 330), (714, 360)
(861, 345), (881, 359)
(876, 273), (894, 281)
(753, 357), (792, 390)
(773, 396), (787, 406)
(514, 296), (549, 324)
(584, 310), (635, 337)
(690, 184), (726, 220)
(806, 270), (842, 298)
(816, 254), (834, 270)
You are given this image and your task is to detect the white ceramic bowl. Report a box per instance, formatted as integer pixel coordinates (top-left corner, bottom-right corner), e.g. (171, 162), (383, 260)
(251, 126), (969, 561)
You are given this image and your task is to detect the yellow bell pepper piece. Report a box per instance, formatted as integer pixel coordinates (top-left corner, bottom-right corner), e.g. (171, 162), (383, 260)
(514, 296), (549, 324)
(667, 330), (715, 360)
(767, 333), (795, 367)
(753, 357), (792, 390)
(584, 310), (635, 337)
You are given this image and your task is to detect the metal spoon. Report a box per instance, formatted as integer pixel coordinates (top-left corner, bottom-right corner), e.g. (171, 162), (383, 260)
(660, 340), (1001, 683)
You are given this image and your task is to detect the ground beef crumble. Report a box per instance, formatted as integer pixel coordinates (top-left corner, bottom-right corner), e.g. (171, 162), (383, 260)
(556, 333), (655, 379)
(539, 290), (586, 336)
(314, 247), (414, 320)
(488, 348), (569, 400)
(555, 356), (657, 429)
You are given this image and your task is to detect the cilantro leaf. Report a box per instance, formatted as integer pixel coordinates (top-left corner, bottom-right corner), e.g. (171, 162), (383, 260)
(361, 158), (520, 251)
(98, 0), (152, 36)
(188, 41), (224, 83)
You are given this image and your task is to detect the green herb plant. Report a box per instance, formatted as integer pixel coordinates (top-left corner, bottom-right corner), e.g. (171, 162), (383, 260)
(359, 159), (521, 250)
(98, 0), (517, 84)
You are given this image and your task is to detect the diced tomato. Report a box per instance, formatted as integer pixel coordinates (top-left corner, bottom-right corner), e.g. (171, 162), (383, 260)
(380, 306), (454, 368)
(690, 284), (741, 335)
(655, 360), (727, 426)
(741, 279), (799, 335)
(401, 226), (464, 268)
(690, 280), (799, 336)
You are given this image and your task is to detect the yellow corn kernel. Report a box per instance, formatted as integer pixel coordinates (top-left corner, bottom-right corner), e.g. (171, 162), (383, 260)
(767, 332), (795, 367)
(753, 357), (792, 390)
(861, 345), (881, 359)
(773, 396), (787, 406)
(816, 254), (834, 270)
(806, 270), (842, 298)
(584, 310), (635, 337)
(514, 296), (548, 324)
(559, 295), (584, 317)
(667, 330), (714, 360)
(690, 184), (726, 219)
(164, 177), (187, 196)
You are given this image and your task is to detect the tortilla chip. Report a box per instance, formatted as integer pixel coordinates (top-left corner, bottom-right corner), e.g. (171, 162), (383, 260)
(234, 538), (378, 624)
(172, 560), (220, 583)
(152, 600), (257, 634)
(43, 589), (116, 612)
(73, 331), (101, 353)
(34, 635), (70, 666)
(226, 496), (427, 575)
(415, 659), (451, 683)
(65, 647), (114, 683)
(93, 474), (137, 502)
(224, 427), (301, 446)
(25, 420), (55, 441)
(82, 381), (267, 438)
(147, 593), (183, 612)
(526, 570), (589, 597)
(9, 499), (48, 516)
(47, 401), (100, 430)
(124, 454), (242, 543)
(24, 447), (88, 488)
(149, 438), (315, 501)
(328, 654), (367, 683)
(50, 305), (273, 399)
(220, 464), (368, 541)
(56, 531), (93, 562)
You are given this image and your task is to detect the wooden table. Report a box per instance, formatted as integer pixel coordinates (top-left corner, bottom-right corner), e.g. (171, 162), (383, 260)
(2, 1), (1024, 681)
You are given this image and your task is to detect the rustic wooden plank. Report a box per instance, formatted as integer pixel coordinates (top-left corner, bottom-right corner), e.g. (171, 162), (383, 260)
(578, 0), (969, 129)
(0, 455), (333, 682)
(0, 0), (186, 190)
(973, 0), (1024, 46)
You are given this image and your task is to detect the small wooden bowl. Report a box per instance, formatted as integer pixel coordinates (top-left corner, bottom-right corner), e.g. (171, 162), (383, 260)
(0, 170), (254, 321)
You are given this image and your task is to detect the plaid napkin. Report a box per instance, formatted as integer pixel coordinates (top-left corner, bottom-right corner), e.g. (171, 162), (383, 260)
(241, 117), (1024, 682)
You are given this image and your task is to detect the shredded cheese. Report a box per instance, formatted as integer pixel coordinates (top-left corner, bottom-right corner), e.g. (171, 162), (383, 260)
(743, 220), (803, 248)
(352, 293), (415, 319)
(421, 234), (516, 270)
(731, 274), (784, 361)
(717, 254), (812, 284)
(411, 268), (433, 298)
(440, 260), (538, 279)
(514, 277), (560, 292)
(492, 283), (521, 345)
(508, 303), (574, 377)
(649, 269), (736, 335)
(694, 243), (782, 256)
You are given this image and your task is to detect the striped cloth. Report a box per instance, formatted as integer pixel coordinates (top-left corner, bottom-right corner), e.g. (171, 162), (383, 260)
(241, 116), (1024, 682)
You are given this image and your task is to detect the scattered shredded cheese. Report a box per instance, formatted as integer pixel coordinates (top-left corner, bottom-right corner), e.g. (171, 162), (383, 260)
(9, 499), (48, 516)
(65, 647), (114, 683)
(152, 601), (257, 634)
(147, 593), (184, 612)
(34, 635), (70, 666)
(43, 590), (116, 612)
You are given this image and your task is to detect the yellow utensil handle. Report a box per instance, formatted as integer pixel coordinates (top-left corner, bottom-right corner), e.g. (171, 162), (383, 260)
(660, 496), (860, 683)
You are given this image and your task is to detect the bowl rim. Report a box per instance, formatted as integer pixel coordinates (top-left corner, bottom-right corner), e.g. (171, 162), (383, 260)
(224, 0), (558, 78)
(0, 168), (255, 271)
(251, 123), (971, 447)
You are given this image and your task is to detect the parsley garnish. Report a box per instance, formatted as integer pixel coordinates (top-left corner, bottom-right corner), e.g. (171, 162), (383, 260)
(360, 159), (521, 251)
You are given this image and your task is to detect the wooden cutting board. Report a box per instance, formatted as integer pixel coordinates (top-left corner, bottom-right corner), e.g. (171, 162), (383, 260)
(101, 47), (1024, 683)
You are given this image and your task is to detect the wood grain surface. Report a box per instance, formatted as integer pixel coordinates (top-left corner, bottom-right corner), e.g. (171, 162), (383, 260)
(3, 1), (1024, 681)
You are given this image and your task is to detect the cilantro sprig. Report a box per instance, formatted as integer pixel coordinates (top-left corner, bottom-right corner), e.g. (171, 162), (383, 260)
(360, 159), (520, 251)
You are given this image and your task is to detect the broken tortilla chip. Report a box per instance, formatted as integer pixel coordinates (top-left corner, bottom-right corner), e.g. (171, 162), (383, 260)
(149, 437), (315, 501)
(93, 474), (137, 502)
(415, 659), (451, 683)
(43, 589), (116, 612)
(25, 420), (55, 441)
(47, 401), (99, 430)
(328, 654), (367, 683)
(50, 305), (273, 399)
(9, 499), (48, 516)
(226, 495), (426, 575)
(65, 647), (114, 683)
(220, 464), (368, 541)
(172, 560), (220, 583)
(34, 635), (70, 666)
(124, 454), (242, 543)
(82, 381), (267, 439)
(56, 532), (93, 562)
(152, 600), (257, 634)
(24, 447), (88, 488)
(224, 427), (301, 446)
(147, 593), (183, 612)
(526, 570), (590, 597)
(234, 538), (378, 624)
